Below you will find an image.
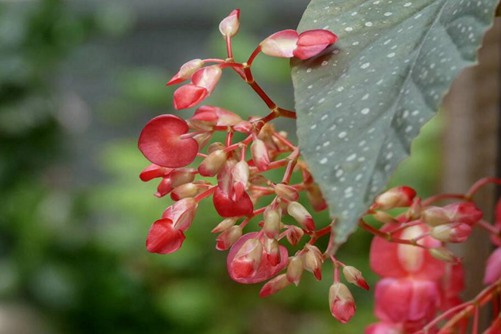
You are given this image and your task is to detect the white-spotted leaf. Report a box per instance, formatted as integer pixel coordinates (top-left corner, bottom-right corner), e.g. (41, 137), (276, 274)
(291, 0), (499, 245)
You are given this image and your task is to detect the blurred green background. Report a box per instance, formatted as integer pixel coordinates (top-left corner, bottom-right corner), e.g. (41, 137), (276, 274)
(0, 0), (441, 333)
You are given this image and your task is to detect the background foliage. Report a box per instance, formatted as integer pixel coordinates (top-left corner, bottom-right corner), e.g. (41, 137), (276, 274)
(0, 1), (441, 333)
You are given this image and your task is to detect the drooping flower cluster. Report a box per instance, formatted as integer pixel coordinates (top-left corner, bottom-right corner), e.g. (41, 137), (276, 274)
(137, 9), (366, 322)
(360, 184), (500, 333)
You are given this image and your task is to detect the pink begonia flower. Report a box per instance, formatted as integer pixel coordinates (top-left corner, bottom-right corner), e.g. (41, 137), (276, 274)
(370, 224), (445, 280)
(329, 282), (356, 323)
(365, 322), (403, 334)
(484, 247), (501, 284)
(259, 273), (291, 297)
(173, 66), (222, 110)
(227, 232), (288, 284)
(219, 9), (240, 37)
(260, 29), (337, 60)
(374, 277), (441, 326)
(138, 114), (199, 168)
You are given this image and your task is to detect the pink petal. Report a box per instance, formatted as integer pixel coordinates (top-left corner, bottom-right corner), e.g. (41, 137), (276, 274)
(191, 66), (222, 93)
(173, 84), (208, 110)
(139, 164), (172, 182)
(138, 114), (199, 168)
(294, 29), (338, 59)
(484, 247), (501, 284)
(146, 218), (185, 254)
(213, 187), (253, 217)
(260, 29), (299, 58)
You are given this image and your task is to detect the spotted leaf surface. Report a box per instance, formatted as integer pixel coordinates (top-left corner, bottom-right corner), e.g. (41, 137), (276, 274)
(291, 0), (498, 245)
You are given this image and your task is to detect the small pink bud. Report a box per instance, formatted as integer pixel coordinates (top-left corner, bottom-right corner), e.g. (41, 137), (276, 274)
(259, 274), (291, 297)
(286, 255), (304, 286)
(274, 183), (299, 201)
(287, 201), (315, 231)
(263, 207), (281, 239)
(329, 282), (356, 323)
(303, 245), (323, 280)
(211, 217), (238, 233)
(429, 247), (457, 263)
(219, 9), (240, 37)
(251, 138), (270, 171)
(285, 225), (304, 246)
(232, 160), (250, 199)
(431, 223), (472, 243)
(374, 186), (416, 210)
(263, 237), (281, 266)
(198, 150), (227, 177)
(170, 168), (197, 188)
(233, 120), (253, 133)
(342, 266), (369, 290)
(167, 58), (204, 86)
(170, 181), (211, 201)
(260, 29), (299, 58)
(155, 177), (174, 198)
(294, 29), (338, 60)
(216, 225), (243, 251)
(189, 105), (242, 130)
(422, 206), (450, 226)
(445, 202), (483, 225)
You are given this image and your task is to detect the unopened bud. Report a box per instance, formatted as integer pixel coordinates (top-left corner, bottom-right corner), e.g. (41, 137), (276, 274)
(170, 183), (198, 200)
(263, 237), (281, 266)
(275, 183), (299, 201)
(263, 207), (281, 238)
(287, 201), (316, 231)
(231, 238), (263, 277)
(212, 217), (238, 233)
(198, 150), (227, 176)
(303, 245), (323, 280)
(167, 59), (204, 85)
(259, 274), (291, 297)
(429, 247), (457, 263)
(342, 266), (369, 290)
(216, 225), (242, 250)
(431, 223), (472, 243)
(329, 282), (356, 323)
(219, 9), (240, 37)
(232, 160), (249, 199)
(422, 206), (450, 226)
(373, 186), (416, 211)
(251, 138), (270, 171)
(233, 120), (252, 133)
(286, 255), (304, 286)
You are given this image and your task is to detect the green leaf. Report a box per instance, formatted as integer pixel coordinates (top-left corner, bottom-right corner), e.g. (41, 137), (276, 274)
(291, 0), (499, 245)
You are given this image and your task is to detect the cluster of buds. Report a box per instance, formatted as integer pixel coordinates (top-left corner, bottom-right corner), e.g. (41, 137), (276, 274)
(362, 183), (498, 333)
(137, 9), (371, 322)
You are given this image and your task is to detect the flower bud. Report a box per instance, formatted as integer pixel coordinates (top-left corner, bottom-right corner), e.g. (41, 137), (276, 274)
(139, 164), (172, 182)
(162, 197), (198, 232)
(263, 207), (281, 238)
(229, 238), (263, 277)
(167, 58), (204, 85)
(422, 206), (450, 226)
(306, 183), (327, 211)
(198, 150), (227, 176)
(303, 245), (323, 280)
(275, 183), (299, 201)
(219, 9), (240, 37)
(216, 225), (243, 250)
(232, 160), (249, 200)
(287, 201), (315, 231)
(263, 237), (281, 266)
(431, 223), (472, 243)
(212, 217), (238, 234)
(250, 138), (270, 171)
(429, 247), (457, 263)
(286, 255), (304, 286)
(373, 186), (416, 211)
(259, 273), (291, 297)
(170, 182), (198, 200)
(170, 168), (197, 188)
(233, 120), (252, 133)
(342, 266), (369, 290)
(373, 211), (398, 224)
(329, 282), (356, 323)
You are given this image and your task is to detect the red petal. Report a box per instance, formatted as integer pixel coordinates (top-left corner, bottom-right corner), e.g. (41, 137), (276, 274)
(213, 187), (253, 217)
(173, 84), (208, 110)
(139, 164), (173, 181)
(146, 218), (185, 254)
(138, 114), (198, 168)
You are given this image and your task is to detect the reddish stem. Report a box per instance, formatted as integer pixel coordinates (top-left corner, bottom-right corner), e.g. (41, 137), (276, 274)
(466, 177), (501, 198)
(194, 186), (217, 202)
(247, 46), (261, 66)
